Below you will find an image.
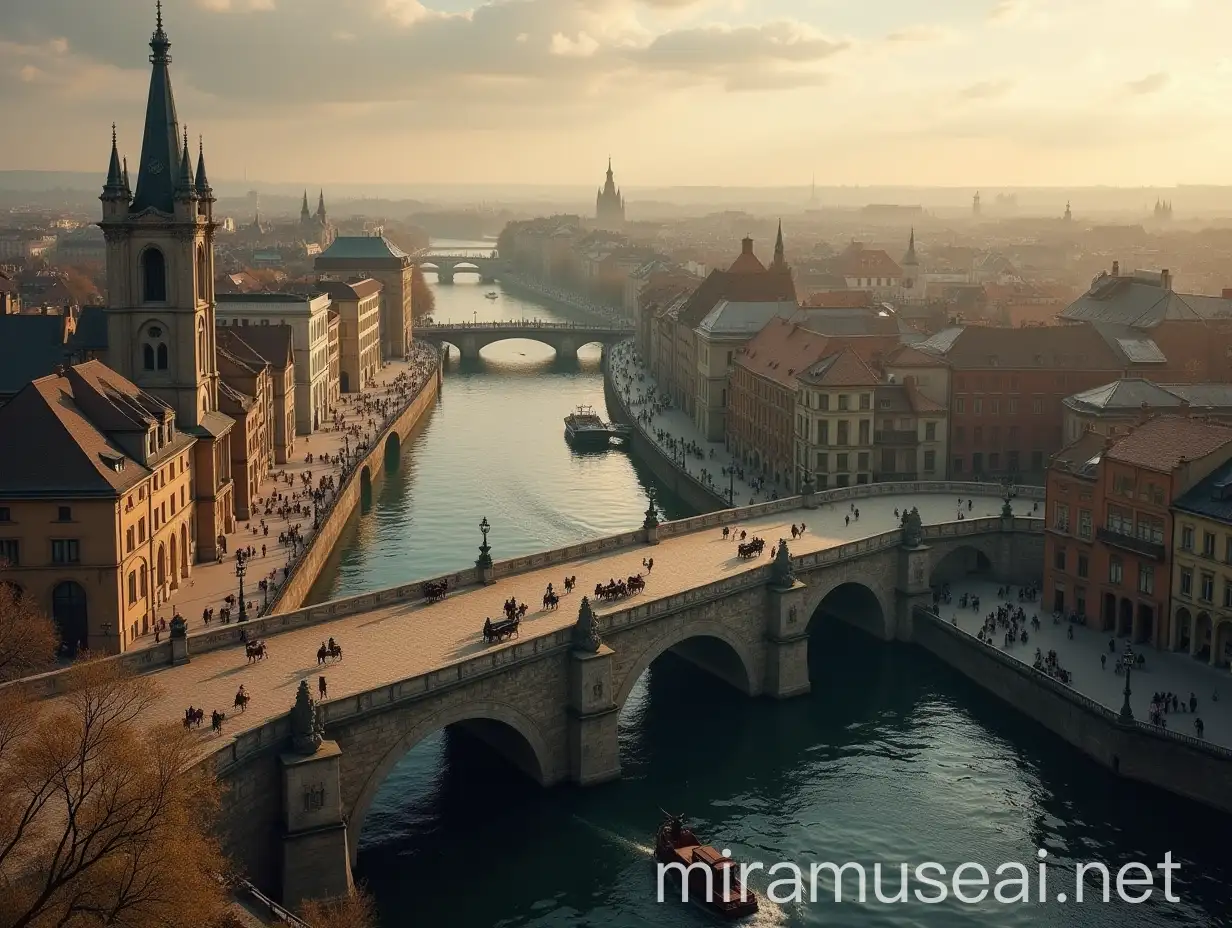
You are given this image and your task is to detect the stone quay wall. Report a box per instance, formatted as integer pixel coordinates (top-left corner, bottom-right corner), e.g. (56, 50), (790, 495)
(601, 349), (732, 512)
(912, 605), (1232, 814)
(269, 361), (443, 615)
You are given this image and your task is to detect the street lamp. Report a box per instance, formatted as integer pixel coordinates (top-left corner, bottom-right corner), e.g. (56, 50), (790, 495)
(259, 578), (269, 612)
(727, 467), (735, 506)
(476, 516), (492, 569)
(1119, 644), (1135, 722)
(1000, 476), (1016, 519)
(235, 550), (249, 622)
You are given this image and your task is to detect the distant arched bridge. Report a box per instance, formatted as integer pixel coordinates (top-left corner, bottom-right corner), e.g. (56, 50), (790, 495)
(412, 251), (506, 283)
(416, 319), (634, 360)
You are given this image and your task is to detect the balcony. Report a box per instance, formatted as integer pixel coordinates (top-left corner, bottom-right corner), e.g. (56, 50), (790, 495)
(875, 429), (918, 445)
(1096, 527), (1166, 561)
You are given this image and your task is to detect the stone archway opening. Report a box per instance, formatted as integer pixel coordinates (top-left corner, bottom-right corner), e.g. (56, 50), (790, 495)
(348, 708), (549, 865)
(1174, 606), (1192, 652)
(475, 336), (561, 363)
(930, 544), (993, 589)
(359, 465), (373, 513)
(809, 582), (886, 651)
(384, 431), (401, 473)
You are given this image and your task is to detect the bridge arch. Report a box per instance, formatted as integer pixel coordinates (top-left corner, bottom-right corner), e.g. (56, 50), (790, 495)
(384, 431), (401, 460)
(930, 541), (995, 587)
(807, 579), (889, 643)
(345, 701), (551, 861)
(614, 621), (758, 710)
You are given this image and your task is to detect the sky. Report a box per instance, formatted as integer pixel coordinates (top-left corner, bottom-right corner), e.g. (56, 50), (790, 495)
(3, 0), (1232, 188)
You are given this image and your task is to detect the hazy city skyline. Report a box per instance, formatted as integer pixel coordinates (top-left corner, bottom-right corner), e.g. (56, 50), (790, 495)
(3, 0), (1232, 187)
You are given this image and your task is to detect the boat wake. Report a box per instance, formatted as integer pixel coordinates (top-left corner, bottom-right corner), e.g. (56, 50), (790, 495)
(570, 817), (790, 927)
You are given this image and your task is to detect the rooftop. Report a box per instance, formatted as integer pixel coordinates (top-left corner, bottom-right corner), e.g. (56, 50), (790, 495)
(317, 235), (408, 262)
(1107, 415), (1232, 473)
(1061, 267), (1232, 327)
(1173, 459), (1232, 523)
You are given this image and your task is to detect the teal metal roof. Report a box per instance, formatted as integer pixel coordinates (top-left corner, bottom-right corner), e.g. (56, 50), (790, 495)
(319, 236), (407, 261)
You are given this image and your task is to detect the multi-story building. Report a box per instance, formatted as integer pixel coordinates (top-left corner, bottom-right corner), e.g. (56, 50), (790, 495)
(1170, 460), (1232, 666)
(0, 362), (196, 654)
(795, 347), (881, 489)
(215, 334), (274, 520)
(1042, 414), (1232, 649)
(215, 292), (333, 434)
(1063, 380), (1232, 444)
(327, 309), (340, 410)
(315, 236), (413, 360)
(833, 242), (903, 298)
(321, 279), (383, 392)
(219, 325), (296, 465)
(919, 323), (1126, 483)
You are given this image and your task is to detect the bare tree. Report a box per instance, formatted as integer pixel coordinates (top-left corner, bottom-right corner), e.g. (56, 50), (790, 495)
(299, 885), (378, 928)
(0, 660), (230, 928)
(0, 575), (59, 682)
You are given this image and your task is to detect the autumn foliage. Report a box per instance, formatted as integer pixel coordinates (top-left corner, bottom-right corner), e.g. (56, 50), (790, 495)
(299, 884), (378, 928)
(410, 264), (435, 321)
(0, 660), (230, 928)
(0, 579), (58, 682)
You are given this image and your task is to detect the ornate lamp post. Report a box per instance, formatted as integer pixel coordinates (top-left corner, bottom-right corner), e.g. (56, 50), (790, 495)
(727, 467), (736, 506)
(1119, 644), (1135, 722)
(476, 516), (492, 569)
(260, 578), (270, 612)
(642, 487), (659, 531)
(235, 550), (249, 622)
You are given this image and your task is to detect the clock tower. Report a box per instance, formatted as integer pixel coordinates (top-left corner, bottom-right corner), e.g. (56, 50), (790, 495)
(100, 2), (219, 432)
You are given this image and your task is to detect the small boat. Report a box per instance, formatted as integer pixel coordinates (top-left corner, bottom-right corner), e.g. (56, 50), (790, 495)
(654, 814), (759, 920)
(485, 291), (499, 300)
(564, 405), (630, 448)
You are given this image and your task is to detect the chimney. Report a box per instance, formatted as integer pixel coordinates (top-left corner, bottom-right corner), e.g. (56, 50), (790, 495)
(1111, 260), (1120, 277)
(741, 236), (754, 256)
(1161, 268), (1172, 291)
(1138, 401), (1150, 425)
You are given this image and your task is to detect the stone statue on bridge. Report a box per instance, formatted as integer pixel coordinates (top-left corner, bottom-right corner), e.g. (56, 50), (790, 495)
(290, 678), (325, 754)
(770, 538), (795, 587)
(901, 507), (924, 548)
(572, 596), (602, 653)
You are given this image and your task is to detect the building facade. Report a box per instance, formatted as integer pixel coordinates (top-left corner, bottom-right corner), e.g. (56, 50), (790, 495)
(1063, 379), (1232, 444)
(216, 292), (333, 435)
(1170, 460), (1232, 667)
(315, 236), (413, 360)
(322, 279), (383, 393)
(220, 325), (296, 466)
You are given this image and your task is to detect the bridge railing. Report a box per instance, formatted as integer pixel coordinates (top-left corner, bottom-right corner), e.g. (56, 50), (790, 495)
(418, 320), (632, 332)
(913, 605), (1232, 762)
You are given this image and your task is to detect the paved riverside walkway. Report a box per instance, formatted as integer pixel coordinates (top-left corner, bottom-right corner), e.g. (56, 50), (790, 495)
(941, 579), (1232, 750)
(132, 342), (440, 649)
(108, 491), (1027, 760)
(607, 340), (764, 505)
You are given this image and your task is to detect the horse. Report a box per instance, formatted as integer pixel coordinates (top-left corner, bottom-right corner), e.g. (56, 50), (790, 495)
(422, 579), (448, 603)
(516, 603), (529, 619)
(317, 642), (342, 663)
(211, 710), (226, 735)
(563, 575), (576, 594)
(183, 707), (204, 728)
(543, 591), (559, 610)
(483, 616), (520, 643)
(234, 692), (250, 712)
(627, 574), (646, 594)
(245, 641), (267, 663)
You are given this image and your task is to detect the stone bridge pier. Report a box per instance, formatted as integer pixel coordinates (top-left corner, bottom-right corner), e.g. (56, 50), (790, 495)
(215, 515), (1040, 906)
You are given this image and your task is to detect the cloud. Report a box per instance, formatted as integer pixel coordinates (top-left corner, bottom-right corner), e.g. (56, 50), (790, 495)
(957, 79), (1013, 100)
(884, 25), (951, 44)
(1125, 71), (1169, 95)
(987, 0), (1021, 21)
(550, 31), (599, 57)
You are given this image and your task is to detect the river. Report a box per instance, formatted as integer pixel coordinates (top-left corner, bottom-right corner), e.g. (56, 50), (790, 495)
(306, 242), (1231, 928)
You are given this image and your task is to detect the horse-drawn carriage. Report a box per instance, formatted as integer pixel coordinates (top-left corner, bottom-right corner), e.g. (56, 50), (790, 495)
(422, 579), (449, 604)
(594, 574), (645, 601)
(483, 615), (520, 643)
(737, 537), (765, 559)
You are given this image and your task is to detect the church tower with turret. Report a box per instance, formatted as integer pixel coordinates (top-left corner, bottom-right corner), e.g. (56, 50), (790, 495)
(902, 227), (921, 293)
(595, 158), (626, 228)
(99, 2), (234, 560)
(100, 2), (220, 432)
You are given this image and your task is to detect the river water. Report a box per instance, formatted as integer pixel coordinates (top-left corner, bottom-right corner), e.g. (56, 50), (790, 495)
(307, 242), (1231, 928)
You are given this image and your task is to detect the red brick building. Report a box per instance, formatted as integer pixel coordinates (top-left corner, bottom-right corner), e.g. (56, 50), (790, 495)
(1042, 415), (1232, 648)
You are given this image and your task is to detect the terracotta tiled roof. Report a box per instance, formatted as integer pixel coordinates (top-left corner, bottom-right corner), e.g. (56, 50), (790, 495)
(678, 268), (796, 327)
(1106, 415), (1232, 473)
(734, 317), (899, 390)
(835, 245), (902, 279)
(885, 344), (948, 368)
(219, 323), (293, 369)
(803, 290), (875, 308)
(728, 237), (766, 274)
(799, 346), (880, 387)
(904, 377), (945, 413)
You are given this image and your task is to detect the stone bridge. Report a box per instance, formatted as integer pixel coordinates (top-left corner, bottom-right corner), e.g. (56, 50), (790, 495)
(149, 482), (1041, 905)
(416, 320), (634, 360)
(413, 251), (505, 283)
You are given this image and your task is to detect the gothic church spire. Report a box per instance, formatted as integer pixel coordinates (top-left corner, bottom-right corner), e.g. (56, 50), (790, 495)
(131, 0), (183, 214)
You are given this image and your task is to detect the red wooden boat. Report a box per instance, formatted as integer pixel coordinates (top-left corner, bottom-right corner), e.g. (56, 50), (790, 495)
(654, 814), (759, 920)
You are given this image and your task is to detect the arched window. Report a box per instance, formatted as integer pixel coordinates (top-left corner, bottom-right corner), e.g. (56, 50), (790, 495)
(142, 323), (169, 374)
(196, 244), (208, 300)
(197, 317), (206, 373)
(141, 247), (167, 303)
